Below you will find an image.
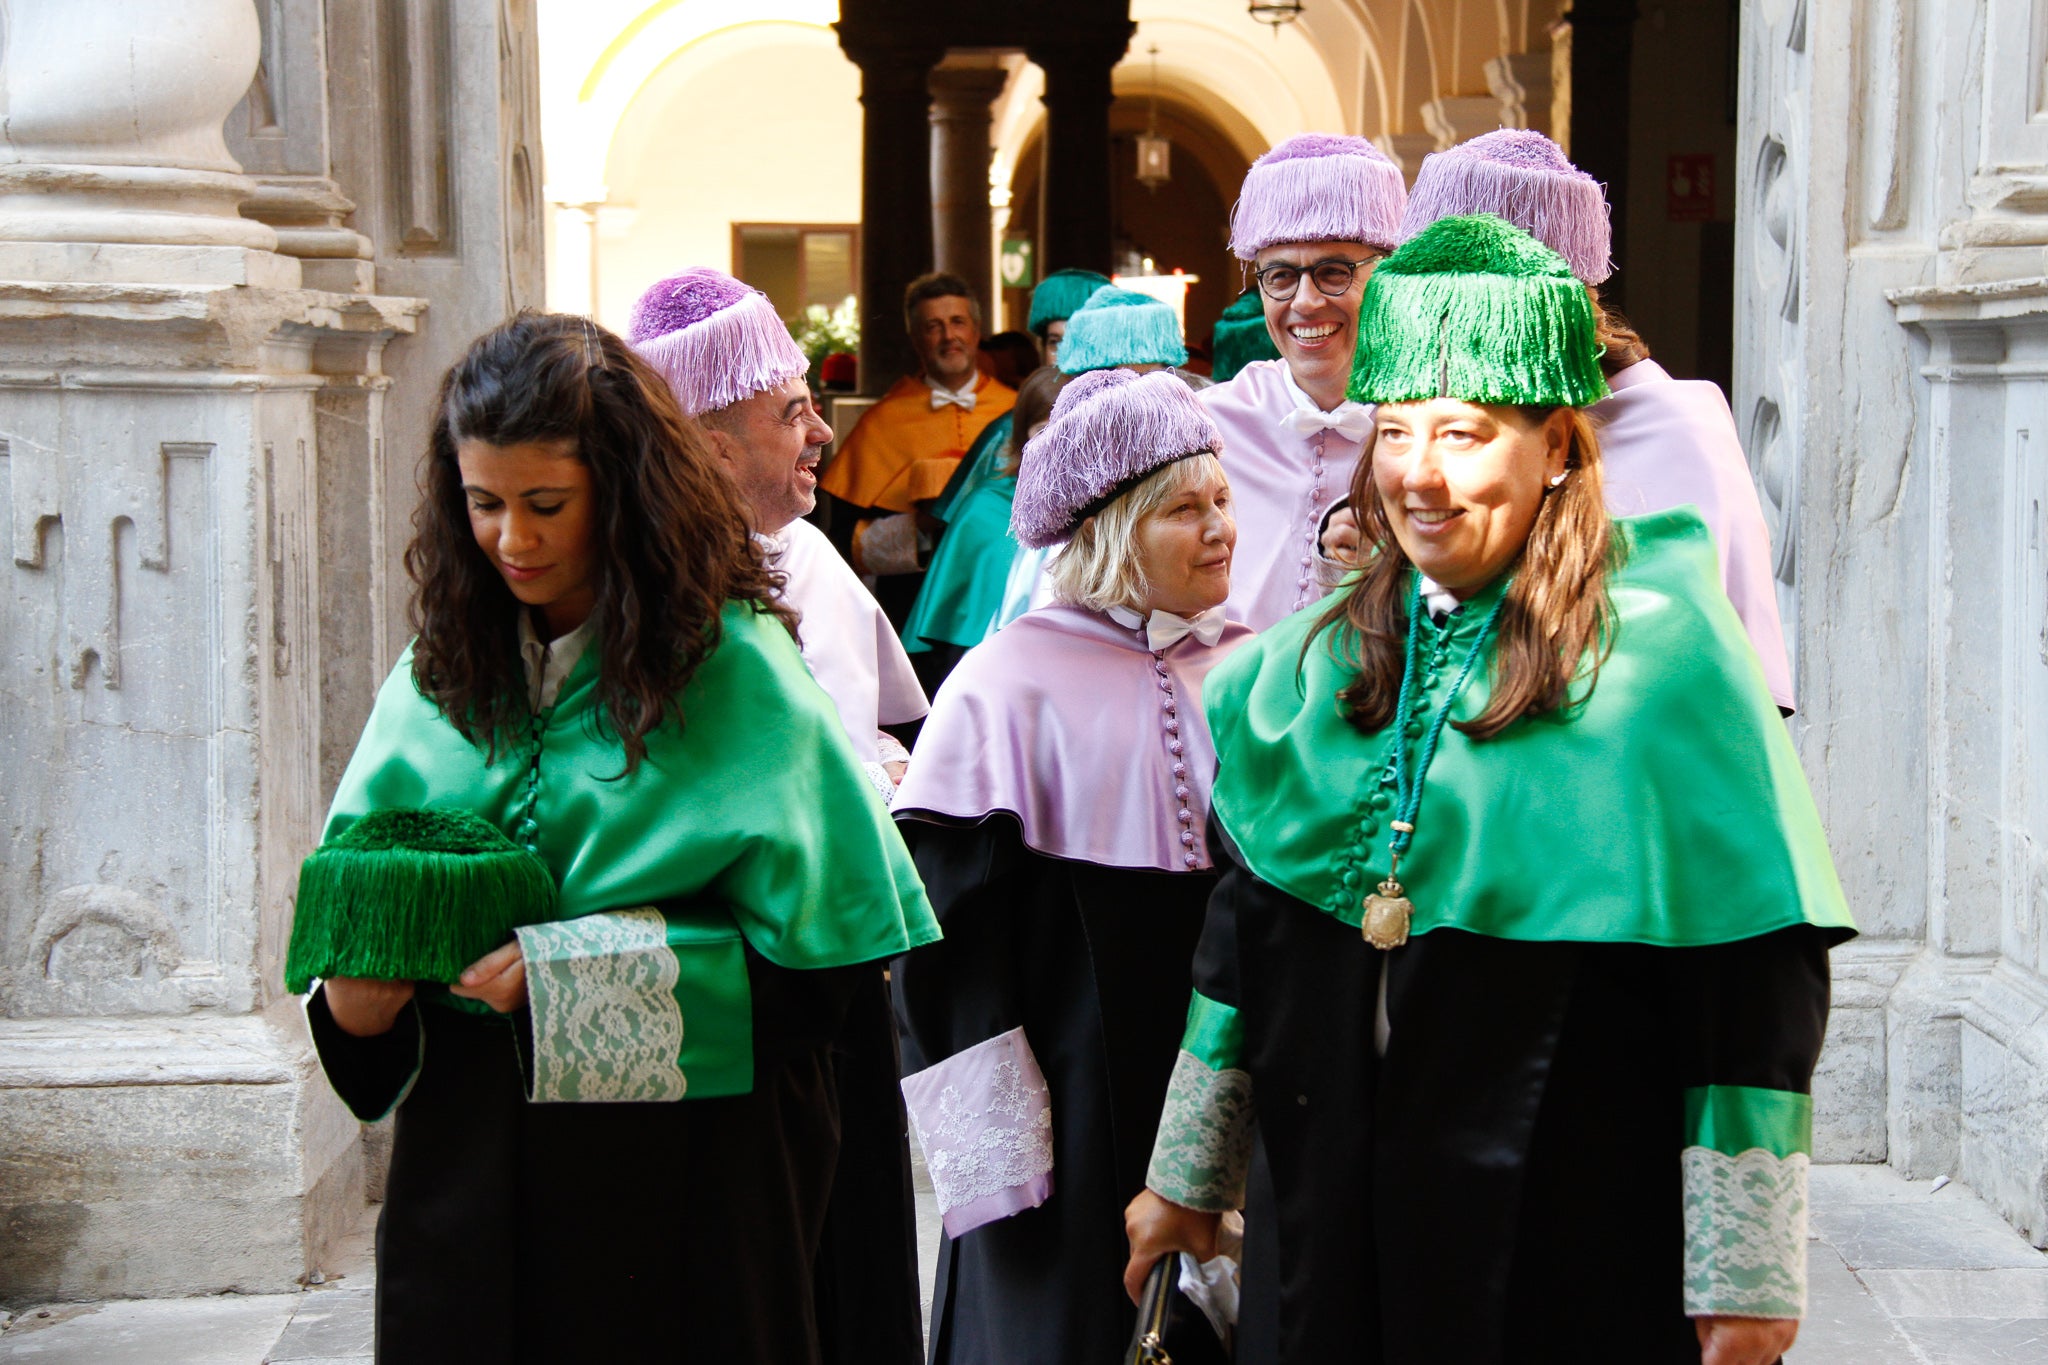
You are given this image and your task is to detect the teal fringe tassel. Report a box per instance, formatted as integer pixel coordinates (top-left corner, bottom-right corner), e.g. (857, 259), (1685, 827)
(1349, 213), (1610, 410)
(283, 808), (558, 993)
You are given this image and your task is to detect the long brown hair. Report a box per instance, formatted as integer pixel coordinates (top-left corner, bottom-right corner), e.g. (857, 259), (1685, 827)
(405, 311), (792, 772)
(998, 365), (1073, 477)
(1311, 407), (1621, 741)
(1590, 286), (1652, 375)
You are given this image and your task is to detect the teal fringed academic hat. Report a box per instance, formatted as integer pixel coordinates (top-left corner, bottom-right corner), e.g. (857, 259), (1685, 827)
(283, 807), (557, 993)
(1349, 213), (1609, 410)
(1210, 287), (1280, 382)
(1027, 268), (1112, 339)
(1057, 284), (1189, 375)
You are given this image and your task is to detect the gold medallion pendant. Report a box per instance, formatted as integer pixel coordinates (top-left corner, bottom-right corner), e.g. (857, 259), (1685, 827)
(1362, 876), (1414, 950)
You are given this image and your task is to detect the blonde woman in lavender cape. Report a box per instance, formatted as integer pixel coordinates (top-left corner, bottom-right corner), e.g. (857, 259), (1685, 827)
(890, 367), (1253, 1364)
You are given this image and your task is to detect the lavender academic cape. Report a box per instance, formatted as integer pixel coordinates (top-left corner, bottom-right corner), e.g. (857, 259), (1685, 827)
(1594, 360), (1794, 711)
(767, 517), (929, 756)
(1199, 359), (1370, 631)
(890, 604), (1253, 1365)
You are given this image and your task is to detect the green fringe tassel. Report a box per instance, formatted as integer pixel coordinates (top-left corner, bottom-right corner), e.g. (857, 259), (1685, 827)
(1212, 287), (1280, 383)
(283, 808), (558, 993)
(1349, 213), (1610, 410)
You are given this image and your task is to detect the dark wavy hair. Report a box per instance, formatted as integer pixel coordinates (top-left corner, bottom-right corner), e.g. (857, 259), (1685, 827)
(405, 311), (792, 772)
(1311, 406), (1621, 742)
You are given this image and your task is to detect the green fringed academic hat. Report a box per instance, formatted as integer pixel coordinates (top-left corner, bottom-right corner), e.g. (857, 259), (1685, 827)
(1211, 287), (1280, 382)
(1348, 213), (1609, 409)
(1027, 268), (1112, 338)
(283, 807), (557, 993)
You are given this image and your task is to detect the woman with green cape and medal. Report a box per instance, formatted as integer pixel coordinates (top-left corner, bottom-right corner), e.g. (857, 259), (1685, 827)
(294, 313), (938, 1362)
(1121, 215), (1854, 1365)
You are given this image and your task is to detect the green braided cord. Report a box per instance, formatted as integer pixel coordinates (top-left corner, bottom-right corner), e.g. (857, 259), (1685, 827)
(1388, 582), (1510, 860)
(284, 808), (558, 993)
(1348, 214), (1609, 410)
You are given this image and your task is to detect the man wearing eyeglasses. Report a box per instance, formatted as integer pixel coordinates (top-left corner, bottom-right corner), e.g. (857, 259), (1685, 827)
(1197, 133), (1408, 630)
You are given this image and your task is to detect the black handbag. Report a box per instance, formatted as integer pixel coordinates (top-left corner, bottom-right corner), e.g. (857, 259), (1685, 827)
(1124, 1252), (1232, 1365)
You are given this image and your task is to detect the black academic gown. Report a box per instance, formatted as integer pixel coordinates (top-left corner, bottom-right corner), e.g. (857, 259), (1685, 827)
(1200, 827), (1835, 1365)
(308, 950), (864, 1365)
(893, 815), (1213, 1365)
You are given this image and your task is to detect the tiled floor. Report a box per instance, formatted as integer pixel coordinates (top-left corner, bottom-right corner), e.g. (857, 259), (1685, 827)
(2, 1164), (2041, 1362)
(1799, 1165), (2048, 1363)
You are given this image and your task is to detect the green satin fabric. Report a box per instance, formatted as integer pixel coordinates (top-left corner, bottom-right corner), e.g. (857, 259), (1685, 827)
(327, 600), (940, 971)
(901, 474), (1017, 654)
(1684, 1085), (1812, 1159)
(905, 413), (1019, 653)
(1181, 990), (1244, 1072)
(1206, 507), (1855, 948)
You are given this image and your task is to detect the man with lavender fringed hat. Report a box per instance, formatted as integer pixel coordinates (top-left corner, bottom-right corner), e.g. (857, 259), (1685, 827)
(891, 368), (1252, 1364)
(627, 267), (930, 1365)
(1198, 132), (1406, 631)
(626, 268), (928, 785)
(1393, 128), (1794, 711)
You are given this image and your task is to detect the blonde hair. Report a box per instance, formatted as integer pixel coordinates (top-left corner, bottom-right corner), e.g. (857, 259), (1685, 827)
(1051, 452), (1227, 614)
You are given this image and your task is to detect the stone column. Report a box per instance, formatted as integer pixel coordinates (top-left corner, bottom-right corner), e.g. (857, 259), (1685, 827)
(1420, 96), (1503, 152)
(1029, 34), (1130, 276)
(1486, 51), (1553, 135)
(928, 64), (1011, 329)
(0, 0), (425, 1300)
(839, 37), (942, 393)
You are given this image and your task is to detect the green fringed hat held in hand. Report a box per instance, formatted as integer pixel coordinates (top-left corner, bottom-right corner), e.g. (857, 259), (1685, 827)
(283, 808), (557, 993)
(1349, 213), (1609, 410)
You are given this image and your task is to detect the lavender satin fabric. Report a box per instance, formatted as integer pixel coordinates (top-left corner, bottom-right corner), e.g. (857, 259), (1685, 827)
(1593, 360), (1794, 710)
(1200, 360), (1369, 631)
(899, 1026), (1055, 1238)
(894, 604), (1254, 871)
(767, 518), (929, 759)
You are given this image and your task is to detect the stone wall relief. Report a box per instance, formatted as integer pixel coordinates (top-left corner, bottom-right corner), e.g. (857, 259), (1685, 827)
(3, 434), (216, 692)
(1737, 0), (1808, 662)
(499, 0), (544, 310)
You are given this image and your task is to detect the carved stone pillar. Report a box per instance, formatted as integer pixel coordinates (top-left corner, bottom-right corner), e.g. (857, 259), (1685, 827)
(839, 37), (941, 392)
(1029, 33), (1130, 276)
(1378, 133), (1437, 183)
(0, 0), (428, 1300)
(229, 0), (377, 292)
(1420, 96), (1503, 152)
(928, 64), (1011, 329)
(1486, 51), (1553, 135)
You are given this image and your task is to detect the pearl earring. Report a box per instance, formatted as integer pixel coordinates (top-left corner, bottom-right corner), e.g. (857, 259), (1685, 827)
(1548, 473), (1567, 487)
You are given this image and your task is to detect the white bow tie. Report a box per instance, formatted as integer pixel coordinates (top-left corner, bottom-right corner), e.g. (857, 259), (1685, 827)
(929, 383), (977, 412)
(1109, 606), (1228, 651)
(1280, 402), (1372, 443)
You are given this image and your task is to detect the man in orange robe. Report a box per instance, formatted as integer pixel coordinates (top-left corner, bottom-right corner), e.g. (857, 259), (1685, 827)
(822, 271), (1015, 628)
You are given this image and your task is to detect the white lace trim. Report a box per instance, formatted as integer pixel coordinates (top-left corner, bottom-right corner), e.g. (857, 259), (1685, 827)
(900, 1026), (1054, 1217)
(1681, 1145), (1809, 1318)
(1146, 1050), (1254, 1213)
(518, 908), (687, 1103)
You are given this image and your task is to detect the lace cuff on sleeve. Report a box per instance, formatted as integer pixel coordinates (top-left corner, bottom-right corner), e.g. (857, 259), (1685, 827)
(1680, 1084), (1811, 1318)
(517, 906), (754, 1104)
(1145, 1049), (1255, 1213)
(900, 1025), (1055, 1238)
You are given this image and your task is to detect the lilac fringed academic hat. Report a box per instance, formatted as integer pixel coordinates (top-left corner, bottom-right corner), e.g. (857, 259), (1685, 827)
(1011, 367), (1224, 549)
(625, 268), (809, 417)
(1228, 133), (1407, 261)
(1401, 129), (1614, 285)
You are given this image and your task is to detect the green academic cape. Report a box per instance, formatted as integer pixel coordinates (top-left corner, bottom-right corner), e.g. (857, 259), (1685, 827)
(324, 599), (940, 1101)
(1144, 509), (1854, 1356)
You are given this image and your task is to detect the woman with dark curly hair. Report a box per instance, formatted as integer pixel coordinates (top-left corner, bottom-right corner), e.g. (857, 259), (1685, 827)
(300, 312), (937, 1362)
